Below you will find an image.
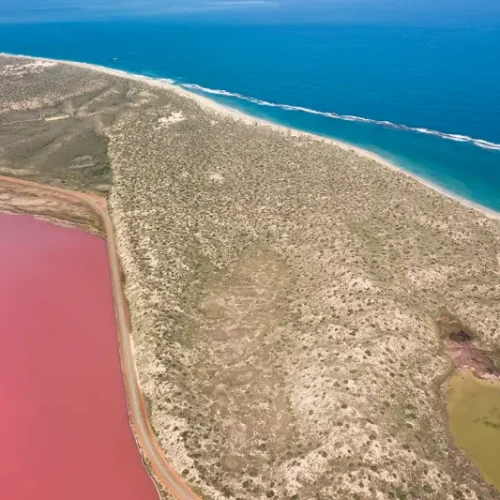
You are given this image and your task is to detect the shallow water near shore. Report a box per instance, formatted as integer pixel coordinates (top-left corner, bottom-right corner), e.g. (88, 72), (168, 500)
(447, 370), (500, 492)
(0, 22), (499, 212)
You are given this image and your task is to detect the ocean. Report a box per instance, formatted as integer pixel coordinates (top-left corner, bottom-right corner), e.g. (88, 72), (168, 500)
(1, 21), (499, 211)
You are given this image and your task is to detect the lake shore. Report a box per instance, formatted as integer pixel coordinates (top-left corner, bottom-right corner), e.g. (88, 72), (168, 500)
(3, 52), (500, 500)
(2, 51), (499, 222)
(0, 173), (197, 500)
(0, 207), (160, 500)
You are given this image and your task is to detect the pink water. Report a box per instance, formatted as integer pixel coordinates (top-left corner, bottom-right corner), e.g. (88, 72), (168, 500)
(0, 213), (158, 500)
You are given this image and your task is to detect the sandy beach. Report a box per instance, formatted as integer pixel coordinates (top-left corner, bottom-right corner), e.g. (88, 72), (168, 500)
(2, 51), (499, 222)
(2, 53), (500, 500)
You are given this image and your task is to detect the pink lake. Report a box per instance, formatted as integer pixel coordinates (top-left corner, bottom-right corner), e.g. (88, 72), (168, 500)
(0, 213), (158, 500)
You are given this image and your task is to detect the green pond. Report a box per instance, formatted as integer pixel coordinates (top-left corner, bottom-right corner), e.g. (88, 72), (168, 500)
(447, 369), (500, 491)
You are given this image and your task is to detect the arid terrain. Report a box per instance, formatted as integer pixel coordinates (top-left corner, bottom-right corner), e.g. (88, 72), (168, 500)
(1, 54), (500, 500)
(0, 175), (104, 235)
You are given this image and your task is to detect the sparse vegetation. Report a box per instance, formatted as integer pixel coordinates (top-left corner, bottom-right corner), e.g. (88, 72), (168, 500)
(1, 54), (500, 500)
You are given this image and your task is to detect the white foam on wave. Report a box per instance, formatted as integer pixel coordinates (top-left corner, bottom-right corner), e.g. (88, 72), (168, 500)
(181, 83), (500, 152)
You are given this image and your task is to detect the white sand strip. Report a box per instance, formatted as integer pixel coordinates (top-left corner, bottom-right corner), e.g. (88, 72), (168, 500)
(1, 51), (499, 221)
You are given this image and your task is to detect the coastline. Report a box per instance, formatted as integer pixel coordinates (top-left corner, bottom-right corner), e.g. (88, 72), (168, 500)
(4, 51), (500, 499)
(2, 51), (499, 222)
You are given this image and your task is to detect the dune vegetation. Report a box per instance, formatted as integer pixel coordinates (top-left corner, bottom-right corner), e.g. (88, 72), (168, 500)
(1, 55), (500, 500)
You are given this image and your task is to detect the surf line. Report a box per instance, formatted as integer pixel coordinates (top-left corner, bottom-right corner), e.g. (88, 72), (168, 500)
(180, 83), (500, 152)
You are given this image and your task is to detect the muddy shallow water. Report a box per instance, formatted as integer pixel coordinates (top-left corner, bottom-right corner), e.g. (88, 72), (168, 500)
(447, 369), (500, 492)
(0, 213), (158, 500)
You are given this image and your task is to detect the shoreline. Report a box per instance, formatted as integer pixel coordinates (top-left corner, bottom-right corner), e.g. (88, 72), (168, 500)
(0, 174), (198, 500)
(4, 52), (499, 500)
(2, 51), (499, 222)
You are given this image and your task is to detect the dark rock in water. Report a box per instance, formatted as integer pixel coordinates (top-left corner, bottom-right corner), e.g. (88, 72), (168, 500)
(449, 330), (472, 343)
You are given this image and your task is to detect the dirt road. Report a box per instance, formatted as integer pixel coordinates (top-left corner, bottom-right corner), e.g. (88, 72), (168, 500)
(0, 174), (200, 500)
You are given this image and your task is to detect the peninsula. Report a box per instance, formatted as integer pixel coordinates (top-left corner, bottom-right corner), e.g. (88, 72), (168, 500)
(1, 54), (499, 500)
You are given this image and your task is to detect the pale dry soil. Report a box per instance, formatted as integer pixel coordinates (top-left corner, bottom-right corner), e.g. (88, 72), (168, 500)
(1, 55), (500, 500)
(0, 177), (104, 235)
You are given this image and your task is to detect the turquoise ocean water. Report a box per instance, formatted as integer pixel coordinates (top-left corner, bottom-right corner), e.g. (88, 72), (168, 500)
(1, 22), (499, 211)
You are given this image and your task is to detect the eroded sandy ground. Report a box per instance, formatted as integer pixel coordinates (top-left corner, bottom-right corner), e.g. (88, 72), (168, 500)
(0, 176), (104, 235)
(1, 55), (500, 500)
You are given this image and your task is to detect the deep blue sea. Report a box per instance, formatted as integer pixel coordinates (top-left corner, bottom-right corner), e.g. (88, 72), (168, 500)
(1, 22), (499, 211)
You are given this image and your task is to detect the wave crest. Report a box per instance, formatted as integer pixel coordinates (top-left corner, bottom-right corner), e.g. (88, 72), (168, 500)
(181, 83), (500, 152)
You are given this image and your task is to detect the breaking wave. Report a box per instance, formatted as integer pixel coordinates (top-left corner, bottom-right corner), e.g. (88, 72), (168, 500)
(181, 83), (500, 152)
